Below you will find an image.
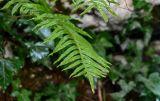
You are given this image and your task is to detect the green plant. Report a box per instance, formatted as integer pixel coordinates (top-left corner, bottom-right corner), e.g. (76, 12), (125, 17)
(34, 82), (77, 101)
(1, 0), (160, 101)
(0, 58), (23, 90)
(11, 79), (32, 101)
(1, 0), (117, 92)
(72, 0), (117, 22)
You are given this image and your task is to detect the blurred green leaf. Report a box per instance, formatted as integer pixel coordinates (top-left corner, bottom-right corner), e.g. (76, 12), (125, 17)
(25, 42), (49, 62)
(34, 82), (77, 101)
(15, 89), (32, 101)
(0, 58), (23, 90)
(11, 79), (32, 101)
(111, 80), (136, 101)
(138, 73), (160, 97)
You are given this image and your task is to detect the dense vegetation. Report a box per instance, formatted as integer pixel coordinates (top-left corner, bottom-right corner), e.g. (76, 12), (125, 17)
(0, 0), (160, 101)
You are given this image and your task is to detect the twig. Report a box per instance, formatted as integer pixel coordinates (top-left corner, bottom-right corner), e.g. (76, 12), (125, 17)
(98, 80), (103, 101)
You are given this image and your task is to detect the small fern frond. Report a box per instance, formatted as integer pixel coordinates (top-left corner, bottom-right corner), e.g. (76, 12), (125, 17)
(2, 0), (111, 92)
(72, 0), (118, 22)
(2, 0), (50, 15)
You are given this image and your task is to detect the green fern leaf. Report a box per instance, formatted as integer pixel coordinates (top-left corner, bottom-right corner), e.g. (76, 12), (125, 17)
(72, 0), (118, 22)
(2, 0), (112, 92)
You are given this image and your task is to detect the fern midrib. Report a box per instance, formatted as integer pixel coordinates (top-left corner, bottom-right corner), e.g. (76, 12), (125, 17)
(72, 35), (86, 70)
(63, 25), (87, 75)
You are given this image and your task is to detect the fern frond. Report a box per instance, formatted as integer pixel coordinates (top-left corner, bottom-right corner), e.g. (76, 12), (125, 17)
(2, 0), (111, 92)
(2, 0), (50, 15)
(72, 0), (118, 22)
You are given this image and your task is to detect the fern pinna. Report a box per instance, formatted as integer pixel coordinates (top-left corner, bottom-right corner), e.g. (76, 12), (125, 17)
(2, 0), (116, 92)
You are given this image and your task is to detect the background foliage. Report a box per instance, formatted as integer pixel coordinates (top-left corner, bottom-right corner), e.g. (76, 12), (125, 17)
(0, 0), (160, 101)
